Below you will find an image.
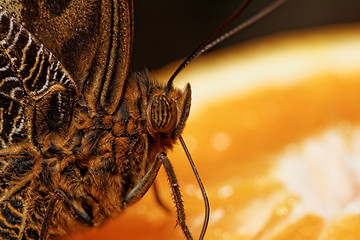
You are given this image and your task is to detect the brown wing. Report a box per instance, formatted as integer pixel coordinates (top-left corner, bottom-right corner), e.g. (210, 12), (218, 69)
(0, 0), (134, 114)
(0, 146), (40, 239)
(0, 8), (80, 239)
(0, 7), (78, 148)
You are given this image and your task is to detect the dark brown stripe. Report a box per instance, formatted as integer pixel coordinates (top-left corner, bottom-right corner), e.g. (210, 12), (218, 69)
(97, 0), (116, 108)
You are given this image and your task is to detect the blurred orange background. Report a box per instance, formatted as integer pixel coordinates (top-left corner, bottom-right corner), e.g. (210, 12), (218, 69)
(64, 25), (360, 240)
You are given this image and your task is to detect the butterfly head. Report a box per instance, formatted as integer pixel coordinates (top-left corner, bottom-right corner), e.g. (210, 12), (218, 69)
(146, 82), (191, 141)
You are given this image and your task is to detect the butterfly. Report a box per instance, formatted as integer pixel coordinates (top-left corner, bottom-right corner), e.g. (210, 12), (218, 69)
(0, 0), (200, 239)
(0, 0), (286, 239)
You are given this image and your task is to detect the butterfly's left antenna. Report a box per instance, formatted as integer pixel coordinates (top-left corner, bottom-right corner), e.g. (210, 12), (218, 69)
(165, 0), (287, 94)
(167, 0), (288, 239)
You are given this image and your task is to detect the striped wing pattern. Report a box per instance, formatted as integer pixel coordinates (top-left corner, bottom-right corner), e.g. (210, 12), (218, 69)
(0, 7), (78, 239)
(0, 148), (39, 240)
(0, 49), (26, 148)
(0, 7), (77, 148)
(0, 0), (133, 115)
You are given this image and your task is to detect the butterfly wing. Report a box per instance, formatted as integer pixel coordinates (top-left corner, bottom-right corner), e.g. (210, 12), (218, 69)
(0, 6), (81, 239)
(0, 39), (27, 148)
(0, 0), (134, 114)
(0, 146), (43, 240)
(0, 1), (134, 238)
(0, 7), (78, 148)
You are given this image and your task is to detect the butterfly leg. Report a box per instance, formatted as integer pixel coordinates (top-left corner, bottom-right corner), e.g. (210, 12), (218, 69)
(40, 189), (93, 240)
(123, 151), (193, 240)
(40, 194), (57, 240)
(159, 152), (193, 240)
(122, 152), (163, 207)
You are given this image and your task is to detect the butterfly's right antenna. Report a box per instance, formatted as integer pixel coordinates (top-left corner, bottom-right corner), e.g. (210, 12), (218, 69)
(165, 0), (287, 94)
(166, 1), (288, 240)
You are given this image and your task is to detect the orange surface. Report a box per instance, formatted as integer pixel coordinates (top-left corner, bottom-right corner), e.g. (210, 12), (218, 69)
(64, 25), (360, 240)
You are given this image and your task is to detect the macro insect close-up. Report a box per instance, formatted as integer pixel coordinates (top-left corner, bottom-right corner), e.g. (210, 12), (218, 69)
(1, 0), (360, 240)
(0, 0), (284, 239)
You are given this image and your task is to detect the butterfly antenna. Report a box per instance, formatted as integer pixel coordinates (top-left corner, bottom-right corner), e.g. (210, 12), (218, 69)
(165, 0), (287, 93)
(179, 135), (209, 240)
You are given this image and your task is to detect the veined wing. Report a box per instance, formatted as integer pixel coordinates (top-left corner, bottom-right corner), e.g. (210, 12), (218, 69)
(0, 7), (77, 148)
(0, 0), (134, 115)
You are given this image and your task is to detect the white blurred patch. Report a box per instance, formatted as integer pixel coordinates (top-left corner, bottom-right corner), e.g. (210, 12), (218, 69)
(212, 132), (231, 151)
(217, 185), (234, 199)
(275, 126), (360, 220)
(185, 183), (202, 199)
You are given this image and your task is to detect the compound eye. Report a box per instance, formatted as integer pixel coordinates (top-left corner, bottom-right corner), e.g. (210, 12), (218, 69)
(148, 95), (177, 134)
